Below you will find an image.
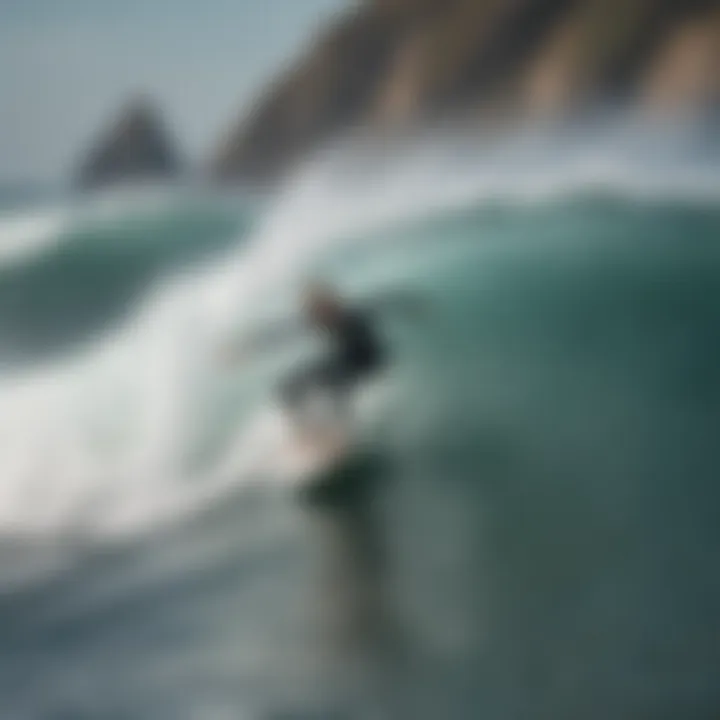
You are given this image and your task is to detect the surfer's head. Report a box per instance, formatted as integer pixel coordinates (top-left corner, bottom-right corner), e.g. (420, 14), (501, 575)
(302, 280), (343, 325)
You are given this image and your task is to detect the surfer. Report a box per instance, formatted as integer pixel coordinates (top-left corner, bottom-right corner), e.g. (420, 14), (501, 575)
(278, 282), (387, 428)
(226, 281), (422, 431)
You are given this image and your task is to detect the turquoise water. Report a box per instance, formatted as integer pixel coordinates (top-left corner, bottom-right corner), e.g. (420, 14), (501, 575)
(0, 143), (719, 718)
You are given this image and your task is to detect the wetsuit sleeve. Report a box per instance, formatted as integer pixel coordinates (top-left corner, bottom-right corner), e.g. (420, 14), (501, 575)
(227, 316), (306, 360)
(246, 317), (306, 351)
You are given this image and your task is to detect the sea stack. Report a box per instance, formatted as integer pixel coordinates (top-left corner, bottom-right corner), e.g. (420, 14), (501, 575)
(211, 0), (720, 186)
(77, 97), (183, 188)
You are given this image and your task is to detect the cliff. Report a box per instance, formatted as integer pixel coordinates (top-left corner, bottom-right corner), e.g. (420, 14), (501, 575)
(77, 98), (183, 188)
(212, 0), (720, 184)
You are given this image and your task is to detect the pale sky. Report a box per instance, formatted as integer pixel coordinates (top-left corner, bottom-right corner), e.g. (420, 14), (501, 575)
(0, 0), (350, 182)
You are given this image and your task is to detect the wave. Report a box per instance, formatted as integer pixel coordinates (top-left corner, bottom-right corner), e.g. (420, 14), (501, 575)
(0, 130), (719, 720)
(0, 191), (253, 365)
(0, 127), (717, 548)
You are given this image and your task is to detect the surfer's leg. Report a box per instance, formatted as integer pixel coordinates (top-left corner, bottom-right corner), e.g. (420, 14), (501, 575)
(281, 364), (313, 398)
(279, 364), (313, 414)
(279, 359), (364, 434)
(323, 364), (359, 427)
(279, 361), (337, 431)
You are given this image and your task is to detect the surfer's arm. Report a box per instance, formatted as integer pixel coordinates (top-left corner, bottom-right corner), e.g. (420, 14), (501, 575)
(221, 318), (305, 365)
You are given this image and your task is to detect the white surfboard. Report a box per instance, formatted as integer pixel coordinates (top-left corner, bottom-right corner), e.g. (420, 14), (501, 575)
(215, 374), (393, 491)
(274, 420), (353, 489)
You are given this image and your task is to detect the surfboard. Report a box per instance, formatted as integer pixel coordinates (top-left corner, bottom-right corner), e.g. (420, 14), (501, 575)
(271, 374), (393, 491)
(274, 417), (356, 489)
(216, 374), (393, 492)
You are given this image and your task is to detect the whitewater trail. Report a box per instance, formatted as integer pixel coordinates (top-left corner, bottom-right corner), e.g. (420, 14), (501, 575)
(0, 154), (416, 538)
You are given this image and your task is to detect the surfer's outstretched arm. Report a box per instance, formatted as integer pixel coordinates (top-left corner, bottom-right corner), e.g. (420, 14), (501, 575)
(221, 317), (305, 366)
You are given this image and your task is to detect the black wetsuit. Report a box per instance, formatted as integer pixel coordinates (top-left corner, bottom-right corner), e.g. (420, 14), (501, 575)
(280, 308), (385, 417)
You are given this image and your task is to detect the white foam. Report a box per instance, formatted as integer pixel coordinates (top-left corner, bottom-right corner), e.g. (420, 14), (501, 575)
(0, 208), (69, 266)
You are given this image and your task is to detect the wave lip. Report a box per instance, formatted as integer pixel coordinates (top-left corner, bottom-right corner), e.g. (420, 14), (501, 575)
(0, 208), (69, 267)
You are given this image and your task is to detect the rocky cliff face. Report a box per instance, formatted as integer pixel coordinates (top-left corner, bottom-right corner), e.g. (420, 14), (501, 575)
(77, 99), (183, 188)
(212, 0), (720, 184)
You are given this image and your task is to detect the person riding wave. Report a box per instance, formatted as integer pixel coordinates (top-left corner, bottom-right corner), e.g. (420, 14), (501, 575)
(225, 280), (425, 432)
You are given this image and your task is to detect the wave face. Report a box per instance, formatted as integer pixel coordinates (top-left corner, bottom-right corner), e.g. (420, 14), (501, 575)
(0, 136), (720, 719)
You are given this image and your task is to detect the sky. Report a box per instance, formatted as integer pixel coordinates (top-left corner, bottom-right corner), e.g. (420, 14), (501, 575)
(0, 0), (350, 182)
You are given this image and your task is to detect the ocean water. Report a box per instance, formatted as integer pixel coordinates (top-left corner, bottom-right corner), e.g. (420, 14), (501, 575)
(0, 135), (720, 719)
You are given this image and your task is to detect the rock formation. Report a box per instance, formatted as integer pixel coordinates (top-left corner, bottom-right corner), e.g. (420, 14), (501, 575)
(77, 98), (183, 188)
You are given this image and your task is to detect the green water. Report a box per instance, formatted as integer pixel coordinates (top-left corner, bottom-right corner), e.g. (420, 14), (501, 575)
(0, 179), (719, 718)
